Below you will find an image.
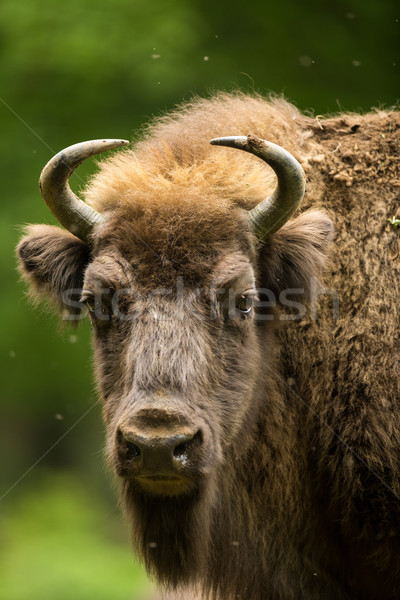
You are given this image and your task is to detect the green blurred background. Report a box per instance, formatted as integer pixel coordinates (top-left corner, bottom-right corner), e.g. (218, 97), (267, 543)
(0, 1), (398, 598)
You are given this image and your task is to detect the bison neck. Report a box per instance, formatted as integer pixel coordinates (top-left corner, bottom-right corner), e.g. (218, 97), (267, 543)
(203, 387), (308, 599)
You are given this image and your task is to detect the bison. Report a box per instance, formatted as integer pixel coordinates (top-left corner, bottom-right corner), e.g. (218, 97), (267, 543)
(17, 93), (400, 599)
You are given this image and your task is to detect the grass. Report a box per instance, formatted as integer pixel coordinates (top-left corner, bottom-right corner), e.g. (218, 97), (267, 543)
(0, 470), (154, 600)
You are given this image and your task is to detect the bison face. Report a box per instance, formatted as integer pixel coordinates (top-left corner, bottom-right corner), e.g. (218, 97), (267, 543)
(17, 205), (332, 586)
(82, 240), (261, 499)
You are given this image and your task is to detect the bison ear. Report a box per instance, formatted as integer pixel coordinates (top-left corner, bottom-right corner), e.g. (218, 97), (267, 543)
(257, 210), (334, 301)
(17, 225), (91, 318)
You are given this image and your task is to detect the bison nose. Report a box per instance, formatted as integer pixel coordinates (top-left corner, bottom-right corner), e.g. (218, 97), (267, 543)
(116, 426), (203, 476)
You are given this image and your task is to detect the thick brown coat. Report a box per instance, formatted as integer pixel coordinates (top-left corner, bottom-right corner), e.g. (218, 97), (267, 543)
(17, 93), (400, 599)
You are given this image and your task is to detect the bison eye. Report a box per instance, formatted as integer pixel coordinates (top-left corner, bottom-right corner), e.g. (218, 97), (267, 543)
(80, 293), (111, 321)
(85, 296), (96, 313)
(237, 294), (254, 316)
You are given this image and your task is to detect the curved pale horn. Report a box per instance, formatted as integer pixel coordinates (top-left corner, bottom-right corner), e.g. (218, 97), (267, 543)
(210, 135), (305, 241)
(39, 139), (130, 243)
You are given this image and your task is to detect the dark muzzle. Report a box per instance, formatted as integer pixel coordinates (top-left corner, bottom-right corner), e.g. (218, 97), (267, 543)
(115, 408), (204, 495)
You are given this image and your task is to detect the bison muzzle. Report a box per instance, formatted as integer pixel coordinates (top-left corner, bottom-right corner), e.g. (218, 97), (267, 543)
(115, 407), (206, 496)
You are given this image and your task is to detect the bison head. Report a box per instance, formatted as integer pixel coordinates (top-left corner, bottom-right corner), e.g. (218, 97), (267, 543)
(17, 135), (333, 587)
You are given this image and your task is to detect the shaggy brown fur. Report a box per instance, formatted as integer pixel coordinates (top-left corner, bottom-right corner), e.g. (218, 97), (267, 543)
(17, 93), (400, 599)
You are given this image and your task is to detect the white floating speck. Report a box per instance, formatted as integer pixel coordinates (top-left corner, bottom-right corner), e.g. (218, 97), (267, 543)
(299, 56), (313, 67)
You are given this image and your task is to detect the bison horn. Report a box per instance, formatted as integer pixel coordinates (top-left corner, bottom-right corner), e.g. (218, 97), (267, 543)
(39, 139), (130, 243)
(210, 136), (305, 241)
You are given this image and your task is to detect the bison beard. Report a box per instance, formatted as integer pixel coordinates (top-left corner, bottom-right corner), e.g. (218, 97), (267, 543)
(122, 475), (215, 588)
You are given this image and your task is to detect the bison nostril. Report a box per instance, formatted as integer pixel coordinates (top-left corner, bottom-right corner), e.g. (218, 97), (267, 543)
(174, 430), (203, 459)
(125, 441), (141, 460)
(117, 428), (141, 460)
(174, 441), (190, 459)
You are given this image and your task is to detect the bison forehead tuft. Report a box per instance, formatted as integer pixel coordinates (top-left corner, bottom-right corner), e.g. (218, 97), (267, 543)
(81, 94), (300, 216)
(92, 200), (256, 286)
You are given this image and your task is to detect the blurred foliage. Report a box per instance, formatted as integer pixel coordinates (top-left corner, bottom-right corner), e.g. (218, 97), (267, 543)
(0, 471), (151, 600)
(0, 0), (398, 597)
